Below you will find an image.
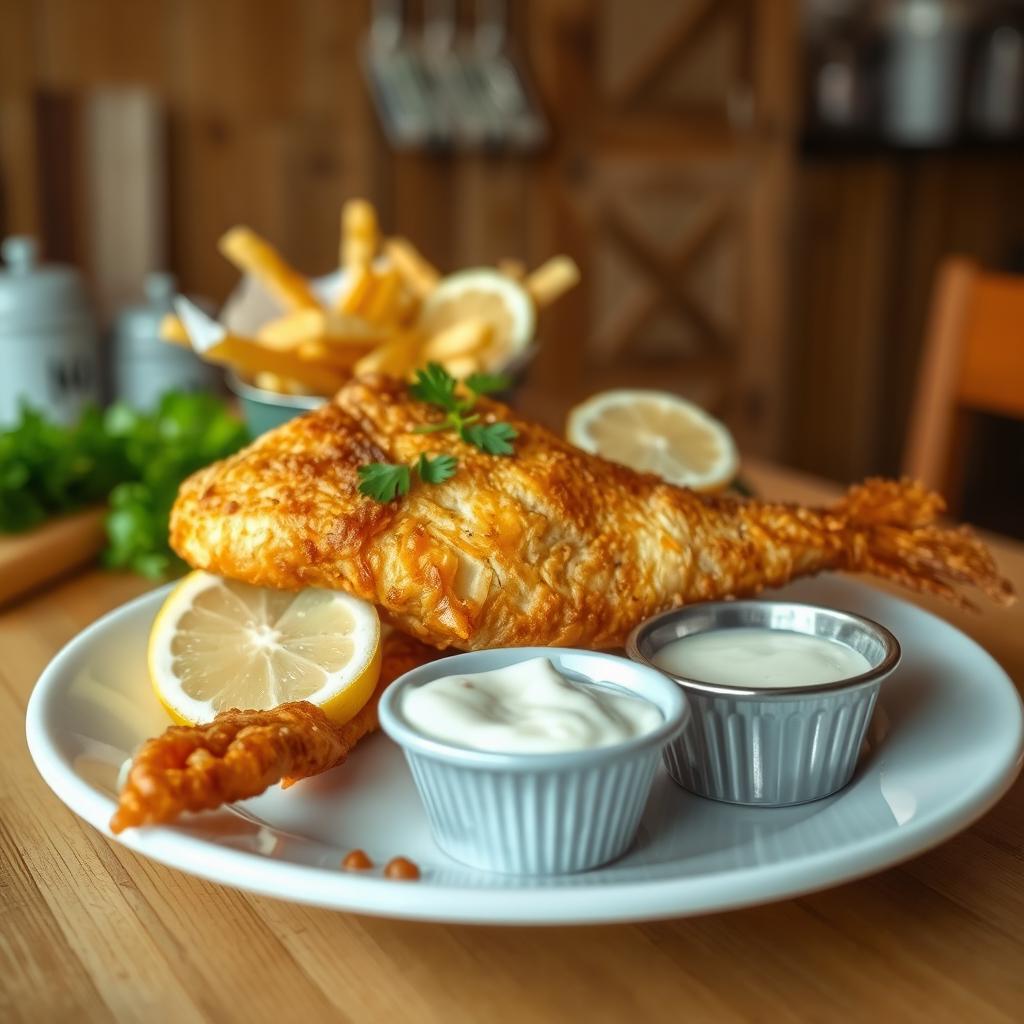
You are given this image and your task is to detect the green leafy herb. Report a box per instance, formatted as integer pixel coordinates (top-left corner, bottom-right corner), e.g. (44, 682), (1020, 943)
(359, 364), (518, 502)
(465, 372), (511, 397)
(409, 362), (460, 412)
(357, 462), (412, 502)
(357, 453), (458, 501)
(460, 421), (518, 456)
(416, 452), (458, 484)
(0, 392), (249, 579)
(410, 362), (516, 454)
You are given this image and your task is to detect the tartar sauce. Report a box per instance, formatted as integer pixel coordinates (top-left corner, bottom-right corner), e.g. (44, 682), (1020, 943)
(401, 657), (662, 753)
(653, 628), (871, 688)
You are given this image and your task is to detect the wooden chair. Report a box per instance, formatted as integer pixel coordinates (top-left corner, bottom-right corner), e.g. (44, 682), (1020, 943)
(904, 258), (1024, 506)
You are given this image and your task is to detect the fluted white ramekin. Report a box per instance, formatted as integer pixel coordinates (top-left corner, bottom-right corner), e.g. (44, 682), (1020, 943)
(379, 648), (688, 875)
(628, 602), (901, 807)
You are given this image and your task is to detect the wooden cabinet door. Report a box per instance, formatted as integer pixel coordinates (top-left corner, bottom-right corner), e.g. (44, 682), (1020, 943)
(529, 0), (796, 456)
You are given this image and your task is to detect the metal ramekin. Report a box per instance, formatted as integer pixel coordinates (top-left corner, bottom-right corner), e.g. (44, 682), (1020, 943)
(627, 601), (901, 806)
(379, 648), (688, 875)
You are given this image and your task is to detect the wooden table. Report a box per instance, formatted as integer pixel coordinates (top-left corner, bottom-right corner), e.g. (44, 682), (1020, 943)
(2, 461), (1023, 1023)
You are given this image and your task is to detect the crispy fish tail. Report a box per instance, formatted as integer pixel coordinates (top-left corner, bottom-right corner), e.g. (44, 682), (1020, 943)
(833, 478), (1014, 608)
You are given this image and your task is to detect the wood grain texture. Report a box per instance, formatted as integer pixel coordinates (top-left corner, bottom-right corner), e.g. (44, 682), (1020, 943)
(0, 506), (106, 607)
(0, 0), (798, 464)
(1, 460), (1022, 1022)
(789, 154), (1024, 482)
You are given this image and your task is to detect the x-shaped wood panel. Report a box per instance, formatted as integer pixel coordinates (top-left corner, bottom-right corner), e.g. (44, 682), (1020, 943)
(594, 190), (735, 360)
(608, 0), (750, 109)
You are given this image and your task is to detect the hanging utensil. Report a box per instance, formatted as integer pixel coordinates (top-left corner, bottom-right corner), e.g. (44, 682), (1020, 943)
(363, 0), (449, 150)
(420, 0), (491, 149)
(467, 0), (546, 152)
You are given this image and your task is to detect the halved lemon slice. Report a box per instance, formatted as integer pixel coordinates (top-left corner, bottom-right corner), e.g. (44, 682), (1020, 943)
(418, 268), (535, 372)
(566, 389), (739, 491)
(148, 571), (381, 726)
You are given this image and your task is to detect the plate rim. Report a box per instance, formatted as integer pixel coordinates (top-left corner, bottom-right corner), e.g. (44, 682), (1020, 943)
(25, 580), (1024, 925)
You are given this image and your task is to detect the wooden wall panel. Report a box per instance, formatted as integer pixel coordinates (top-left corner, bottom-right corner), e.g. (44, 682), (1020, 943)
(0, 0), (798, 458)
(789, 153), (1024, 481)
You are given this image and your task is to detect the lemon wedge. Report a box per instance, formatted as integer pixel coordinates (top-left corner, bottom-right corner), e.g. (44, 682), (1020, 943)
(567, 389), (739, 492)
(418, 268), (535, 372)
(148, 571), (381, 726)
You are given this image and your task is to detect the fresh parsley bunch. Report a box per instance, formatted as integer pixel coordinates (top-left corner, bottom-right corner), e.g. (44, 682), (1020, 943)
(357, 364), (517, 502)
(0, 406), (132, 532)
(0, 393), (249, 578)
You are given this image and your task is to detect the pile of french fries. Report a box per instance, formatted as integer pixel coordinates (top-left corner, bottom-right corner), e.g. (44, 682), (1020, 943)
(162, 198), (579, 396)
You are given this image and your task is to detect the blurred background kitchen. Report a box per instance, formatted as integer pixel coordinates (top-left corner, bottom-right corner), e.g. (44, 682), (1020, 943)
(2, 0), (1023, 537)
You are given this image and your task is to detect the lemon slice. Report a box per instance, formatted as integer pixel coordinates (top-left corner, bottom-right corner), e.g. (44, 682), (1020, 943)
(566, 389), (739, 491)
(418, 268), (535, 372)
(148, 571), (381, 726)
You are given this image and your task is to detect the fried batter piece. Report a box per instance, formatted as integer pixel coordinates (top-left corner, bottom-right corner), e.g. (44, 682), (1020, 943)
(170, 376), (1013, 652)
(110, 631), (440, 833)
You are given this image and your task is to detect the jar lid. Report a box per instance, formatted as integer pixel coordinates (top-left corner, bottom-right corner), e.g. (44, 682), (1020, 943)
(0, 236), (94, 332)
(114, 272), (179, 353)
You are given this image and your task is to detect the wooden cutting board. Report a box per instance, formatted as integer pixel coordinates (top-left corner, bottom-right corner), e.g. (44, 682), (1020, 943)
(0, 506), (107, 606)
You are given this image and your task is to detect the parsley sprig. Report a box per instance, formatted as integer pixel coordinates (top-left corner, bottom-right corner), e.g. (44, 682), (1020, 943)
(357, 365), (517, 502)
(409, 364), (515, 451)
(357, 452), (458, 502)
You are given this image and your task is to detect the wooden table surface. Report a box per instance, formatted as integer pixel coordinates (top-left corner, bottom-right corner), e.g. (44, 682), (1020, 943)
(2, 460), (1023, 1023)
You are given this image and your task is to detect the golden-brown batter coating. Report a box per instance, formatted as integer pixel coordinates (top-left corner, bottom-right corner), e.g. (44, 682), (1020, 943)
(110, 630), (442, 832)
(171, 376), (1013, 651)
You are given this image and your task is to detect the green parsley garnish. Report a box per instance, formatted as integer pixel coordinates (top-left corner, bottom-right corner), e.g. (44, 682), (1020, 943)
(409, 362), (461, 411)
(464, 372), (511, 398)
(357, 364), (517, 502)
(416, 452), (458, 484)
(410, 363), (517, 451)
(357, 462), (412, 502)
(459, 421), (517, 455)
(356, 453), (460, 502)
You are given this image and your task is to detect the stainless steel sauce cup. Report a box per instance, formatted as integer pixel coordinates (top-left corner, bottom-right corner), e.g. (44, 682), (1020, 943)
(627, 601), (901, 806)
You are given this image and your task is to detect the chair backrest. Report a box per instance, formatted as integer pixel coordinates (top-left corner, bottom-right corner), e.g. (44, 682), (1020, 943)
(903, 257), (1024, 496)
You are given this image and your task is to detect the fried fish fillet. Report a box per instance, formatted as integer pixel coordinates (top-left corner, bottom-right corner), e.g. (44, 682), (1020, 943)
(170, 376), (1012, 651)
(110, 631), (441, 832)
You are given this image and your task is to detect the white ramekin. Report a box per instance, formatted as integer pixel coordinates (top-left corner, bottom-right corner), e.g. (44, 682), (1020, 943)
(379, 648), (688, 875)
(627, 601), (901, 807)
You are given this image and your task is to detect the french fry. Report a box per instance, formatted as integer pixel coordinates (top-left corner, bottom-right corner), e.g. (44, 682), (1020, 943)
(395, 288), (421, 327)
(255, 372), (308, 396)
(385, 237), (440, 298)
(254, 371), (286, 392)
(258, 309), (327, 350)
(442, 355), (482, 381)
(336, 263), (375, 316)
(342, 199), (378, 270)
(219, 226), (320, 311)
(295, 339), (365, 371)
(497, 259), (526, 281)
(323, 311), (385, 345)
(354, 331), (422, 379)
(362, 267), (402, 326)
(524, 255), (581, 308)
(159, 312), (190, 346)
(422, 318), (492, 362)
(203, 332), (346, 394)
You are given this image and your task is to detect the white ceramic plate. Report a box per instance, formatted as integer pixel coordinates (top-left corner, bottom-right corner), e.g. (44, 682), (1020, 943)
(26, 577), (1023, 925)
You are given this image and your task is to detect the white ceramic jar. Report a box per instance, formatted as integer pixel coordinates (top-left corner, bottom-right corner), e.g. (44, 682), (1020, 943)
(0, 236), (100, 427)
(111, 272), (216, 410)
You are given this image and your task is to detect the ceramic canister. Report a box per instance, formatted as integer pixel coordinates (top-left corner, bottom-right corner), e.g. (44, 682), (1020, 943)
(111, 272), (217, 410)
(0, 236), (100, 427)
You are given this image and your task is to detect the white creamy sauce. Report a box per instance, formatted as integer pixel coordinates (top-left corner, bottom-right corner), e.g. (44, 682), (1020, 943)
(652, 627), (871, 688)
(401, 657), (663, 753)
